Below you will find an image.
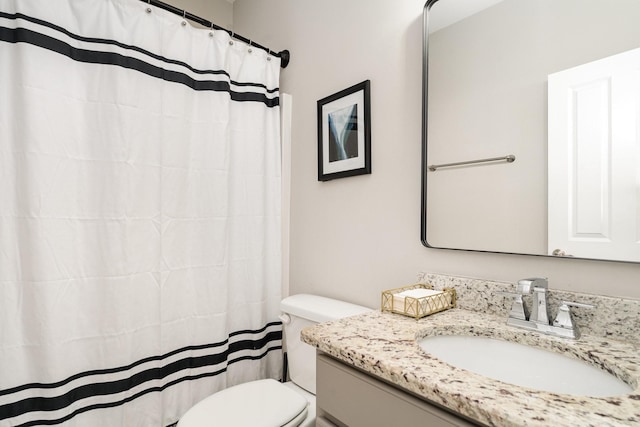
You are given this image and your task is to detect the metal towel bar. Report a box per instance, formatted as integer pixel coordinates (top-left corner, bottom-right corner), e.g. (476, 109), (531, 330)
(428, 154), (515, 172)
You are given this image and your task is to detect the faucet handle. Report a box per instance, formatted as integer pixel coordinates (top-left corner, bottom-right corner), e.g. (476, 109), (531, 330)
(553, 300), (595, 330)
(499, 291), (529, 320)
(563, 301), (595, 309)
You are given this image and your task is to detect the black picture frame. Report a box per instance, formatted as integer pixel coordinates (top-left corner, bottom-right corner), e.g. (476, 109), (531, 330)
(317, 80), (371, 181)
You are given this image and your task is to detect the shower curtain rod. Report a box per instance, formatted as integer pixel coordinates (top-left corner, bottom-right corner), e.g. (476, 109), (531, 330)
(142, 0), (290, 68)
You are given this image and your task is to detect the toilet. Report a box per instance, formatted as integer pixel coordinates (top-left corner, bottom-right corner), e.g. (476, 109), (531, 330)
(177, 294), (371, 427)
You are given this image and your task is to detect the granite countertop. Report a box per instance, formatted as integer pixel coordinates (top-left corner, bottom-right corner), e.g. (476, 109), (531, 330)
(301, 308), (640, 427)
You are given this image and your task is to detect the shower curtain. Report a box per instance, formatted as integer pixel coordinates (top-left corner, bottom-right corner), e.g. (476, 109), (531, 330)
(0, 0), (283, 425)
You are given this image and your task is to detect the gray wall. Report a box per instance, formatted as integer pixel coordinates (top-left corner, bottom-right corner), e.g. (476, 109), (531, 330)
(232, 0), (640, 306)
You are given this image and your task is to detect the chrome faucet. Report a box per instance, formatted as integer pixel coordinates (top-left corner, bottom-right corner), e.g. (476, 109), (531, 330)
(525, 278), (549, 324)
(501, 277), (594, 339)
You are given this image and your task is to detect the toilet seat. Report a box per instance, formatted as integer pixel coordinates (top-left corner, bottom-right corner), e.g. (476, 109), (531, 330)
(178, 379), (308, 427)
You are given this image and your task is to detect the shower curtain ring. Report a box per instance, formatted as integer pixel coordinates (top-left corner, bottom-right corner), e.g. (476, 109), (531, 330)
(229, 31), (234, 45)
(248, 40), (252, 53)
(209, 22), (214, 37)
(181, 10), (187, 26)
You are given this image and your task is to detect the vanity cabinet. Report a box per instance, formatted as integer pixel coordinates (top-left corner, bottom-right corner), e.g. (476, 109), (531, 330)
(316, 353), (481, 427)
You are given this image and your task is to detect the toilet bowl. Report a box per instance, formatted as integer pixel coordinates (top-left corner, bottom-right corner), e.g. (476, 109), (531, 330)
(177, 294), (370, 427)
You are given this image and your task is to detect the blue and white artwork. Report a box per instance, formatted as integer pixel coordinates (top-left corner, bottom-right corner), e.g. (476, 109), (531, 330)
(328, 104), (358, 162)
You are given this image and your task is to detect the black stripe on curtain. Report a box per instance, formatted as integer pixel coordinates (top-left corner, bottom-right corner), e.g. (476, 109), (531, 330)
(0, 11), (278, 94)
(0, 323), (283, 427)
(0, 22), (279, 107)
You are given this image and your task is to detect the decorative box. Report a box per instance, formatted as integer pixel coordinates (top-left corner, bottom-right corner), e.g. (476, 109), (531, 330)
(381, 283), (456, 319)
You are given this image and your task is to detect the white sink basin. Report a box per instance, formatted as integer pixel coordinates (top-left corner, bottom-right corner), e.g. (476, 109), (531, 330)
(417, 335), (633, 397)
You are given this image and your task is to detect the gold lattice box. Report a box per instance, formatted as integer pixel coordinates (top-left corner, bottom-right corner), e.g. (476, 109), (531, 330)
(381, 284), (456, 319)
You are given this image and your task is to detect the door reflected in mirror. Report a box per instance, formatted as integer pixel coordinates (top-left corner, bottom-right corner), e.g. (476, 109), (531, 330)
(422, 0), (640, 262)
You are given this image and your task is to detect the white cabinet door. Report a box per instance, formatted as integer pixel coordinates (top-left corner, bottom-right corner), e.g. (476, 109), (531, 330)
(548, 48), (640, 262)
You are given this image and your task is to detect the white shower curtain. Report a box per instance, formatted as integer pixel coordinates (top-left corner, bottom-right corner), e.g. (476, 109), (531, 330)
(0, 0), (283, 425)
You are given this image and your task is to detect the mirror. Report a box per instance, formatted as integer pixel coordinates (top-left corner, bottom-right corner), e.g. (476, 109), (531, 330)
(421, 0), (640, 263)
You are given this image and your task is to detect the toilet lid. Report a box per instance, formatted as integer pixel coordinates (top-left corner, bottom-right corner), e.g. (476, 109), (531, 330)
(178, 379), (308, 427)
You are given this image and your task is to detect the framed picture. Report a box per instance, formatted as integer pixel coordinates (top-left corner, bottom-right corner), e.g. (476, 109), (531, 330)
(317, 80), (371, 181)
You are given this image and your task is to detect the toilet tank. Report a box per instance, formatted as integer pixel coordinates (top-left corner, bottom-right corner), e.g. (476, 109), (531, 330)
(280, 294), (371, 394)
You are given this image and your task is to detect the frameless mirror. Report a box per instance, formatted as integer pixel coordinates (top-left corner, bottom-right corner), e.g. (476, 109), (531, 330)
(421, 0), (640, 263)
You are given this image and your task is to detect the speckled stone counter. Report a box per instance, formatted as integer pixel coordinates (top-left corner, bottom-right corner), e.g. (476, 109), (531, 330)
(301, 308), (640, 426)
(418, 273), (640, 345)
